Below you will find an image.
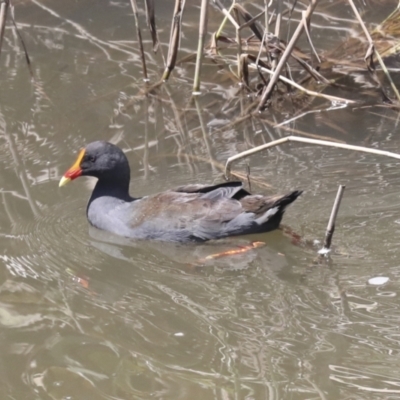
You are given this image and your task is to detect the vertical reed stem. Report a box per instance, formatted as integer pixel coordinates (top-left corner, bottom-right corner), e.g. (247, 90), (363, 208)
(193, 0), (208, 93)
(322, 185), (346, 251)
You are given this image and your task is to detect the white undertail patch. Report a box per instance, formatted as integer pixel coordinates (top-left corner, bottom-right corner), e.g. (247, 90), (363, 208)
(256, 206), (279, 225)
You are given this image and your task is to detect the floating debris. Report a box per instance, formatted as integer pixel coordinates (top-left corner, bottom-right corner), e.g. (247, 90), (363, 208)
(203, 241), (265, 261)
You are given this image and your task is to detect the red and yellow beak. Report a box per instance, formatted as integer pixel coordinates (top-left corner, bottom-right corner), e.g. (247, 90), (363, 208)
(59, 148), (85, 187)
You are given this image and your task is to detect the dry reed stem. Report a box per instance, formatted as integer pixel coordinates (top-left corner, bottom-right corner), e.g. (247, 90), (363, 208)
(273, 0), (282, 46)
(193, 0), (208, 93)
(0, 0), (8, 58)
(162, 0), (185, 81)
(144, 0), (159, 52)
(224, 135), (400, 179)
(130, 0), (148, 81)
(143, 96), (150, 179)
(257, 0), (319, 111)
(234, 7), (242, 79)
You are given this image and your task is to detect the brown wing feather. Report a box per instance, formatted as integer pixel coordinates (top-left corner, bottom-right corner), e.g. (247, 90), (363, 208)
(129, 191), (242, 230)
(127, 186), (301, 241)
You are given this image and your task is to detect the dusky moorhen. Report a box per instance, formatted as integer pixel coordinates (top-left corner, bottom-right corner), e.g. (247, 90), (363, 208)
(59, 141), (302, 242)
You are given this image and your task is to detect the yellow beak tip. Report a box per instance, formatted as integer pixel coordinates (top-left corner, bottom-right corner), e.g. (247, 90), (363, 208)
(59, 176), (71, 187)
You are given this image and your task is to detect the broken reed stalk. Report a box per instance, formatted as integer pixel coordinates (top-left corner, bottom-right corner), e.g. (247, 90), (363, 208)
(257, 0), (319, 111)
(162, 0), (185, 81)
(0, 0), (9, 58)
(347, 0), (400, 102)
(224, 135), (400, 179)
(130, 0), (148, 81)
(322, 185), (345, 252)
(193, 0), (208, 93)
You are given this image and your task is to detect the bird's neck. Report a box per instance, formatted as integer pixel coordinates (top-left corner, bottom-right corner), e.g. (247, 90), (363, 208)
(90, 176), (133, 203)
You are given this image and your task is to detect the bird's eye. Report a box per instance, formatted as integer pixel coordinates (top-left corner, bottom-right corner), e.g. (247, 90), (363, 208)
(87, 155), (96, 163)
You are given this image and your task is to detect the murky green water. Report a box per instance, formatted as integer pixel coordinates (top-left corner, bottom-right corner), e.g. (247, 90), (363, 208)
(1, 1), (400, 399)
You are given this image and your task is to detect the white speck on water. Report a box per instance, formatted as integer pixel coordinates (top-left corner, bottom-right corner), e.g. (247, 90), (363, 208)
(174, 332), (184, 337)
(368, 276), (389, 285)
(318, 247), (331, 255)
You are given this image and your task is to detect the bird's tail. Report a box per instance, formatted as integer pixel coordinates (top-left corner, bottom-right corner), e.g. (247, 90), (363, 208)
(255, 190), (302, 227)
(273, 190), (303, 209)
